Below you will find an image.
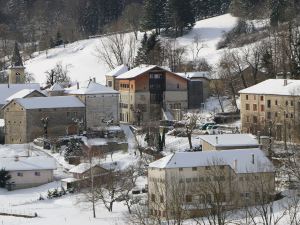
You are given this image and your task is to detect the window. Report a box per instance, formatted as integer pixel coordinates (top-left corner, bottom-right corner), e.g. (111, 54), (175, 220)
(254, 95), (256, 100)
(267, 100), (271, 108)
(267, 112), (271, 120)
(275, 100), (278, 105)
(260, 105), (264, 112)
(193, 177), (198, 182)
(177, 83), (180, 89)
(291, 113), (294, 118)
(253, 104), (257, 111)
(286, 113), (289, 119)
(179, 168), (183, 171)
(35, 171), (40, 176)
(186, 178), (191, 183)
(246, 116), (250, 122)
(260, 96), (264, 101)
(17, 172), (23, 177)
(246, 95), (248, 100)
(253, 116), (258, 123)
(291, 100), (294, 106)
(107, 81), (112, 87)
(192, 167), (197, 171)
(246, 104), (250, 110)
(67, 112), (70, 118)
(219, 165), (225, 169)
(186, 195), (192, 203)
(239, 177), (244, 181)
(205, 166), (210, 170)
(286, 100), (288, 106)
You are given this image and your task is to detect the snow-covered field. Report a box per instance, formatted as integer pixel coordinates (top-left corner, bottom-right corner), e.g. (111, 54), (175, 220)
(25, 14), (238, 84)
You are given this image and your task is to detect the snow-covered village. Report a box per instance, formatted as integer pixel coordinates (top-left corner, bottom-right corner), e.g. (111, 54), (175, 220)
(0, 1), (300, 225)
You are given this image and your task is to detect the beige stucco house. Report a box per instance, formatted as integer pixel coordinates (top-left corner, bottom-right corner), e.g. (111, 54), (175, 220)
(200, 134), (260, 151)
(1, 156), (57, 190)
(3, 96), (85, 144)
(239, 79), (300, 142)
(66, 81), (119, 129)
(148, 149), (275, 218)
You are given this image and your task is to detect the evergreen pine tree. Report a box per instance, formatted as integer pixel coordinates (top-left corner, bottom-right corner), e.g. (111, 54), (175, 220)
(142, 0), (166, 34)
(0, 168), (11, 188)
(165, 0), (195, 36)
(11, 41), (23, 67)
(55, 31), (63, 46)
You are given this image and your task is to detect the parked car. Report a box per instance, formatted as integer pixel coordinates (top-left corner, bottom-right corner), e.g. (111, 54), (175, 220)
(205, 125), (220, 135)
(200, 122), (216, 130)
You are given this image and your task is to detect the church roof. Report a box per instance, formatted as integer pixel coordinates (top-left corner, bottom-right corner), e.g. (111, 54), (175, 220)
(6, 89), (45, 102)
(0, 83), (40, 105)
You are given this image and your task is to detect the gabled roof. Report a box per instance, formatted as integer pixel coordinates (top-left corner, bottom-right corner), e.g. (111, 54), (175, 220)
(106, 64), (128, 77)
(116, 64), (188, 80)
(49, 83), (64, 91)
(11, 96), (85, 109)
(239, 79), (300, 96)
(199, 134), (259, 147)
(6, 89), (45, 102)
(0, 156), (57, 171)
(67, 82), (118, 95)
(0, 83), (40, 105)
(69, 161), (119, 174)
(149, 149), (274, 174)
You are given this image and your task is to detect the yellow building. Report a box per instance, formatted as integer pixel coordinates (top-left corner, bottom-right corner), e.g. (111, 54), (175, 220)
(239, 79), (300, 142)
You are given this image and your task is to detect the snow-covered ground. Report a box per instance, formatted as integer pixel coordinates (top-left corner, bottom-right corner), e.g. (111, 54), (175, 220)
(25, 14), (238, 84)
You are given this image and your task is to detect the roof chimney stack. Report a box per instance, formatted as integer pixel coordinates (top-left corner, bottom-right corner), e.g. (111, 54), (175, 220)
(77, 82), (79, 89)
(216, 136), (218, 144)
(251, 154), (255, 164)
(14, 155), (19, 162)
(284, 79), (287, 86)
(93, 77), (96, 83)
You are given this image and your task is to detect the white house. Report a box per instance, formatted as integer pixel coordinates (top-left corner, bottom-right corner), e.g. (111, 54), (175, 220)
(0, 156), (57, 190)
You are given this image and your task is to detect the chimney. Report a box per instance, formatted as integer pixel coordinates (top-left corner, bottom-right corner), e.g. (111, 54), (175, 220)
(216, 136), (218, 144)
(93, 77), (96, 83)
(14, 155), (19, 162)
(233, 159), (238, 171)
(284, 79), (287, 86)
(77, 82), (79, 90)
(251, 154), (255, 164)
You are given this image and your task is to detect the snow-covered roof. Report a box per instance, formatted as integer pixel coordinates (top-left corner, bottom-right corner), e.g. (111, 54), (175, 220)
(13, 96), (85, 109)
(0, 83), (40, 105)
(0, 156), (57, 171)
(69, 163), (95, 174)
(67, 82), (118, 95)
(6, 89), (45, 102)
(199, 134), (259, 147)
(69, 161), (119, 174)
(149, 149), (274, 173)
(239, 79), (300, 96)
(49, 83), (64, 91)
(177, 72), (210, 79)
(106, 64), (128, 77)
(116, 64), (188, 80)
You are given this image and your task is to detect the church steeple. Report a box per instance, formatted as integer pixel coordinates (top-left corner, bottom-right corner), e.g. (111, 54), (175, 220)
(11, 42), (23, 67)
(9, 42), (25, 84)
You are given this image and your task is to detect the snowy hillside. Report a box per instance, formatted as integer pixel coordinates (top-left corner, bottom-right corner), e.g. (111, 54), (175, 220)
(25, 14), (238, 85)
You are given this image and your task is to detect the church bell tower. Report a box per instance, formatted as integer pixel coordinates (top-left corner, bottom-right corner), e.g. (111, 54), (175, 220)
(9, 42), (25, 84)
